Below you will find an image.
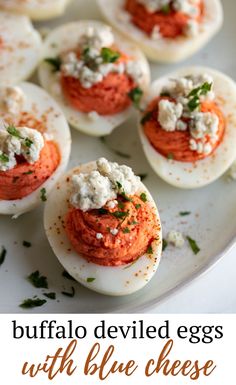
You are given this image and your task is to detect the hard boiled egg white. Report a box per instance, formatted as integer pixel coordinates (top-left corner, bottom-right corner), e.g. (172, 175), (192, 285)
(97, 0), (223, 63)
(44, 162), (162, 296)
(0, 11), (42, 86)
(0, 82), (71, 216)
(0, 0), (71, 21)
(38, 20), (150, 136)
(139, 66), (236, 189)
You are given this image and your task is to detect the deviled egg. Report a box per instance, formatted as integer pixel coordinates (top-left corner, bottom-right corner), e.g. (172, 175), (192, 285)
(0, 83), (71, 216)
(0, 11), (42, 85)
(0, 0), (71, 21)
(97, 0), (223, 62)
(38, 20), (150, 136)
(139, 66), (236, 189)
(44, 158), (162, 296)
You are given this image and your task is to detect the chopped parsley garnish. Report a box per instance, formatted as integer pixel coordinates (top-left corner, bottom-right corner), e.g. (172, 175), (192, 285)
(20, 298), (47, 309)
(138, 173), (148, 181)
(99, 137), (131, 159)
(101, 47), (121, 63)
(140, 192), (147, 202)
(187, 236), (200, 255)
(62, 270), (76, 281)
(162, 4), (171, 14)
(44, 292), (56, 300)
(61, 287), (75, 297)
(162, 239), (168, 252)
(112, 211), (129, 220)
(141, 111), (153, 125)
(0, 153), (9, 163)
(179, 211), (191, 216)
(130, 220), (138, 225)
(25, 137), (33, 148)
(7, 125), (22, 139)
(87, 277), (96, 283)
(118, 201), (125, 209)
(23, 170), (33, 175)
(123, 227), (130, 234)
(135, 204), (141, 209)
(187, 82), (212, 112)
(167, 153), (174, 160)
(45, 56), (62, 72)
(128, 87), (143, 110)
(23, 240), (31, 248)
(116, 181), (122, 189)
(121, 192), (132, 202)
(98, 208), (109, 215)
(0, 246), (7, 266)
(27, 270), (48, 289)
(40, 188), (47, 202)
(147, 245), (153, 254)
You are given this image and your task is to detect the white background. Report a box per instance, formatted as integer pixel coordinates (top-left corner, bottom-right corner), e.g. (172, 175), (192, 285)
(0, 314), (235, 384)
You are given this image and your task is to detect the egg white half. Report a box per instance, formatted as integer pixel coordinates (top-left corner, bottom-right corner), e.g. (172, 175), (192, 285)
(0, 82), (71, 216)
(97, 0), (223, 63)
(139, 66), (236, 189)
(0, 0), (71, 21)
(44, 162), (162, 296)
(38, 20), (150, 136)
(0, 11), (42, 86)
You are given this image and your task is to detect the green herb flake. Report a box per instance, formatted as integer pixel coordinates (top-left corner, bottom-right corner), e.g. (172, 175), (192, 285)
(167, 153), (174, 160)
(179, 211), (191, 216)
(43, 292), (56, 300)
(40, 188), (47, 202)
(27, 270), (48, 289)
(61, 287), (75, 298)
(23, 170), (33, 175)
(147, 245), (153, 254)
(7, 125), (22, 139)
(128, 87), (143, 110)
(20, 298), (47, 309)
(162, 4), (171, 14)
(62, 270), (76, 281)
(98, 208), (109, 215)
(187, 82), (212, 112)
(135, 204), (141, 210)
(0, 246), (7, 266)
(187, 236), (200, 255)
(45, 57), (62, 72)
(118, 201), (125, 210)
(123, 227), (130, 234)
(116, 181), (122, 190)
(121, 192), (132, 202)
(101, 47), (121, 63)
(112, 211), (129, 220)
(0, 153), (9, 163)
(23, 240), (32, 248)
(87, 277), (96, 283)
(188, 95), (200, 112)
(141, 111), (153, 125)
(25, 137), (34, 148)
(162, 239), (168, 252)
(140, 192), (147, 203)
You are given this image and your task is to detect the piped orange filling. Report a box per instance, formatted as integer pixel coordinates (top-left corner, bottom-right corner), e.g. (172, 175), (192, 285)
(125, 0), (203, 38)
(65, 195), (160, 266)
(60, 50), (136, 116)
(0, 141), (60, 200)
(143, 97), (225, 162)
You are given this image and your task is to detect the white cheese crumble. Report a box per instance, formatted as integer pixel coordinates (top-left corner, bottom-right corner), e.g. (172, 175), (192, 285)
(96, 233), (103, 240)
(157, 74), (220, 156)
(60, 26), (143, 89)
(110, 228), (119, 236)
(70, 158), (140, 212)
(0, 124), (44, 172)
(138, 0), (199, 17)
(0, 86), (25, 117)
(167, 230), (185, 248)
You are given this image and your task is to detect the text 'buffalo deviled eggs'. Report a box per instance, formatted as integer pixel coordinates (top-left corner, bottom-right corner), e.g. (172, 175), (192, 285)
(0, 11), (42, 86)
(44, 158), (162, 296)
(97, 0), (223, 62)
(139, 66), (236, 189)
(38, 20), (150, 136)
(0, 83), (71, 216)
(0, 0), (71, 21)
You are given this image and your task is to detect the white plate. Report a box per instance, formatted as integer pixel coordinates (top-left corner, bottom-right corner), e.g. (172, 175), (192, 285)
(0, 0), (236, 313)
